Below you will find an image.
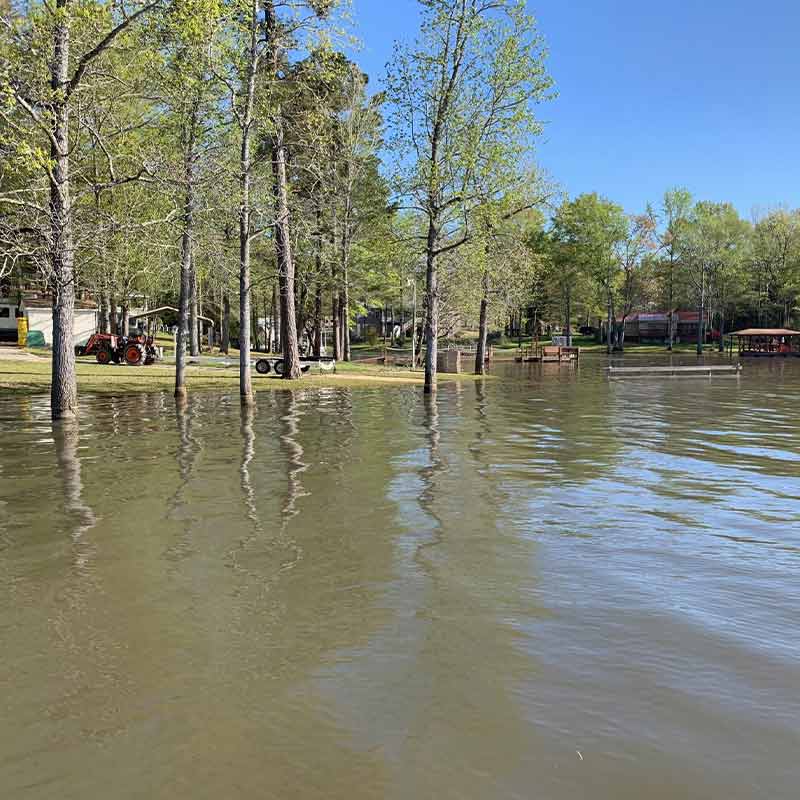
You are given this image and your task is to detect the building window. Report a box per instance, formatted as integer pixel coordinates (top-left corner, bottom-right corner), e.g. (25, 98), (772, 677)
(0, 307), (10, 318)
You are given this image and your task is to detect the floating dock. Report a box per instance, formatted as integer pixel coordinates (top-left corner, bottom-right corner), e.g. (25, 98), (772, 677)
(607, 364), (742, 378)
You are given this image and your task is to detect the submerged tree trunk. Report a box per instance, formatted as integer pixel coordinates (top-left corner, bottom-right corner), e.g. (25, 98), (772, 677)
(474, 270), (489, 375)
(49, 4), (77, 420)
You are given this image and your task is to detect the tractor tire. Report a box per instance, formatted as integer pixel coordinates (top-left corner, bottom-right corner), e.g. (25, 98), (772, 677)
(124, 343), (145, 366)
(255, 358), (271, 375)
(273, 359), (285, 376)
(96, 348), (111, 365)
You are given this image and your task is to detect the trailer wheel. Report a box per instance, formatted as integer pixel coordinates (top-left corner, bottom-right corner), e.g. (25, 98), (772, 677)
(124, 344), (144, 366)
(96, 348), (111, 365)
(273, 359), (285, 376)
(255, 358), (271, 375)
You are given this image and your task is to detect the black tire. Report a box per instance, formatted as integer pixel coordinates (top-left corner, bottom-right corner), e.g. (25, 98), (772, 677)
(273, 359), (285, 376)
(124, 343), (144, 366)
(96, 348), (111, 365)
(255, 358), (271, 375)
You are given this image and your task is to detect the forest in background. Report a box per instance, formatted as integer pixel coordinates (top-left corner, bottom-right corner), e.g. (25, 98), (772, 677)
(2, 0), (800, 419)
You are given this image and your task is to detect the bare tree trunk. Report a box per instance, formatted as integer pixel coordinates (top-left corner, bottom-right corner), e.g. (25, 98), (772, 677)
(121, 302), (129, 337)
(606, 289), (613, 355)
(175, 107), (197, 402)
(697, 267), (706, 356)
(272, 280), (280, 354)
(340, 184), (353, 362)
(270, 122), (301, 379)
(667, 251), (675, 351)
(50, 3), (77, 420)
(237, 2), (259, 405)
(332, 296), (340, 360)
(313, 280), (322, 357)
(312, 205), (323, 358)
(220, 290), (230, 354)
(296, 274), (308, 355)
(474, 269), (489, 375)
(565, 286), (572, 344)
(189, 259), (200, 356)
(342, 277), (351, 360)
(424, 218), (438, 395)
(99, 293), (110, 333)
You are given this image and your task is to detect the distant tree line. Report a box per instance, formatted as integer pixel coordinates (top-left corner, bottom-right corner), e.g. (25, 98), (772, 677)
(530, 191), (800, 354)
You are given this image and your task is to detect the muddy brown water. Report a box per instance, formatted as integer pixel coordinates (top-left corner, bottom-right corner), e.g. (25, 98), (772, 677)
(1, 356), (798, 799)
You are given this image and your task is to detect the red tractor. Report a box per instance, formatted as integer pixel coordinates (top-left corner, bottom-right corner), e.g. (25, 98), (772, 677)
(79, 333), (160, 366)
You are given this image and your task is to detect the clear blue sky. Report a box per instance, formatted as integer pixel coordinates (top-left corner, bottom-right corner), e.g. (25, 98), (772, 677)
(350, 0), (800, 216)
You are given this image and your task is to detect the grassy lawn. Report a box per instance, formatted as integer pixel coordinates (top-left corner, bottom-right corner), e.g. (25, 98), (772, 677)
(0, 352), (493, 396)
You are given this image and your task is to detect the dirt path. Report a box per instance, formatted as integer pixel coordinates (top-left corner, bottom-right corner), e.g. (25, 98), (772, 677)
(0, 345), (45, 362)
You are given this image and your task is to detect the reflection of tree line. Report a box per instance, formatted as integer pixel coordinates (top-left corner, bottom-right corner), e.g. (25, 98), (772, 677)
(37, 391), (396, 796)
(374, 380), (547, 793)
(53, 420), (97, 571)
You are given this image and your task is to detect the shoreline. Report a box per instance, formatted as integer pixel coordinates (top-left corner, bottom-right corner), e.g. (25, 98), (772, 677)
(0, 356), (495, 397)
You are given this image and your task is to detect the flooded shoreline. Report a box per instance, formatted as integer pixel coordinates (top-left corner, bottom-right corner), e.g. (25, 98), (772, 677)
(1, 359), (798, 799)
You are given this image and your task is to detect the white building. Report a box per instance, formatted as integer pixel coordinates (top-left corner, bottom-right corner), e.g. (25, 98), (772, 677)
(20, 298), (98, 346)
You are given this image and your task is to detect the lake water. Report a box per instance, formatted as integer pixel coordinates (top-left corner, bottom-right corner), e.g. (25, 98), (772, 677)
(1, 357), (799, 799)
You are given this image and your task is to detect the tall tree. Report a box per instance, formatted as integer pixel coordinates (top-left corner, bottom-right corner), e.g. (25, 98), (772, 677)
(386, 0), (552, 393)
(552, 194), (627, 354)
(650, 188), (692, 350)
(1, 0), (163, 419)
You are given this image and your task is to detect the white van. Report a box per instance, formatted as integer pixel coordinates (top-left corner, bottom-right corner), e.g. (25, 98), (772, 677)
(0, 299), (21, 342)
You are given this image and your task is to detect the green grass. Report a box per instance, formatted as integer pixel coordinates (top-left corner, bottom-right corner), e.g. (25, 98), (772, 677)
(0, 353), (493, 396)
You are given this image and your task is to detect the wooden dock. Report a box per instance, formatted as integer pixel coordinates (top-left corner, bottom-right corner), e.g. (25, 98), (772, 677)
(607, 364), (742, 378)
(515, 345), (580, 364)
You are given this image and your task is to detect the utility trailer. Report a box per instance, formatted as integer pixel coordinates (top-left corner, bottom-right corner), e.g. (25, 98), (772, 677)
(254, 355), (336, 376)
